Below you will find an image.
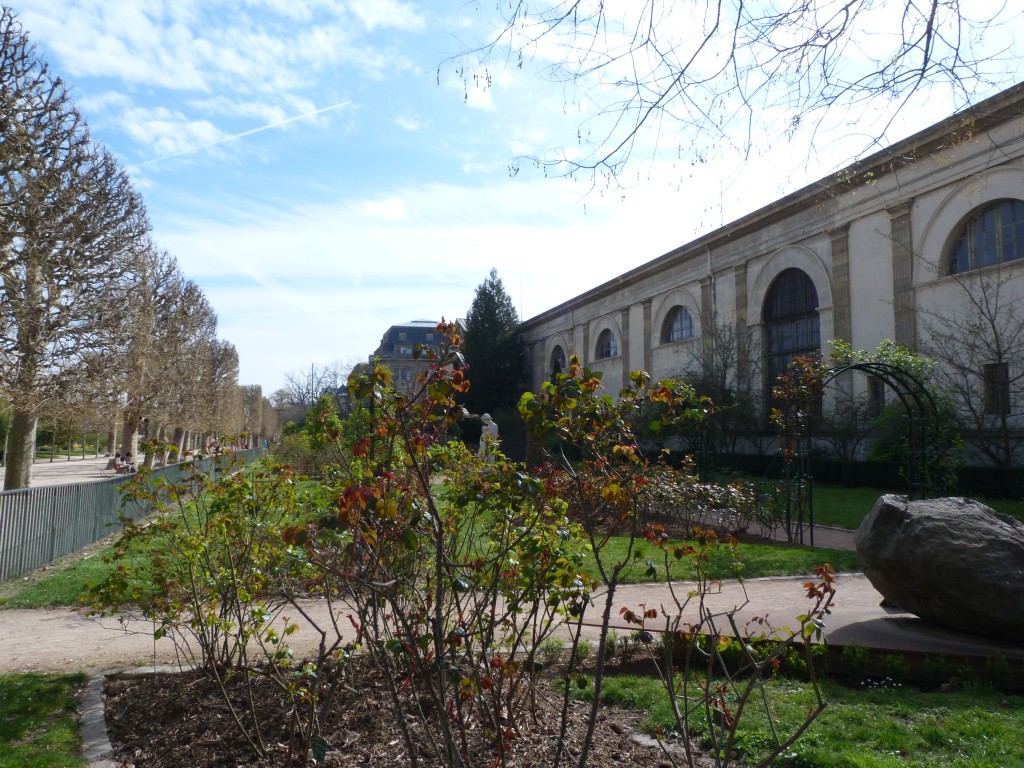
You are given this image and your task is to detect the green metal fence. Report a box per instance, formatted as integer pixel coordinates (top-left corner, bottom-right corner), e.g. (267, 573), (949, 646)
(0, 447), (264, 582)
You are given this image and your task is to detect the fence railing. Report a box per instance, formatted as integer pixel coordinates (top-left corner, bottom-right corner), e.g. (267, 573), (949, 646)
(0, 447), (264, 582)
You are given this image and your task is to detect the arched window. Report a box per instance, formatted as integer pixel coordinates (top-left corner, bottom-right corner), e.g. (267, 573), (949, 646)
(661, 305), (694, 343)
(550, 345), (566, 376)
(949, 199), (1024, 274)
(763, 268), (820, 386)
(596, 329), (617, 359)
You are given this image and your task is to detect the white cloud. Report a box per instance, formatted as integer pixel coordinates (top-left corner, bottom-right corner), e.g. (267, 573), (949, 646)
(395, 115), (424, 131)
(349, 0), (425, 32)
(121, 106), (224, 157)
(75, 90), (134, 115)
(357, 198), (408, 220)
(23, 1), (210, 89)
(21, 0), (414, 97)
(464, 84), (494, 111)
(187, 95), (306, 127)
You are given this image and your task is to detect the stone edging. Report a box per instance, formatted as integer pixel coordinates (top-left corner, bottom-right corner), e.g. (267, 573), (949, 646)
(83, 666), (184, 767)
(81, 675), (114, 767)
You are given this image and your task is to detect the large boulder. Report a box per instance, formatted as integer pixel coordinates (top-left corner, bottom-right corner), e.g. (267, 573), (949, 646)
(855, 495), (1024, 641)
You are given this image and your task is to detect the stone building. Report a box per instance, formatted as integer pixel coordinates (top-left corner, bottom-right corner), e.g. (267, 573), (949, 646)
(371, 320), (466, 395)
(519, 83), (1024, 458)
(371, 320), (442, 395)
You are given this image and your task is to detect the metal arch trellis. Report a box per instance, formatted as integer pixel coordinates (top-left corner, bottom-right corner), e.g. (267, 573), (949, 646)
(779, 361), (941, 546)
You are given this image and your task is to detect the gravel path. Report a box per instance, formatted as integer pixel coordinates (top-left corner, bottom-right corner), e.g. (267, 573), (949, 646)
(9, 572), (1020, 676)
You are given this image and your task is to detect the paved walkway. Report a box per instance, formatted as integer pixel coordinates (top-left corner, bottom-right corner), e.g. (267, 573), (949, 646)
(1, 454), (117, 488)
(3, 571), (1021, 677)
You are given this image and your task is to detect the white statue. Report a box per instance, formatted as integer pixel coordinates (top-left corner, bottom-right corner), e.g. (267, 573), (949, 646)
(479, 413), (499, 461)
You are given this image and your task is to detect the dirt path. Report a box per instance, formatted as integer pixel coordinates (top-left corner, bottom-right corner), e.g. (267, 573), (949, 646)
(3, 578), (833, 675)
(0, 573), (890, 675)
(4, 571), (1020, 675)
(0, 601), (357, 674)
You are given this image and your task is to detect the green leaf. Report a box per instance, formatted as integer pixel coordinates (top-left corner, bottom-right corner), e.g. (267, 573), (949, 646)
(313, 735), (329, 761)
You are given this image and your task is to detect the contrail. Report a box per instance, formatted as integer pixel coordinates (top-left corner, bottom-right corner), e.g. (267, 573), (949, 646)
(135, 100), (352, 168)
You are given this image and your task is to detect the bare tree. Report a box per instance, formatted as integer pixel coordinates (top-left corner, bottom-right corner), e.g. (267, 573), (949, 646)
(113, 249), (235, 469)
(260, 396), (280, 442)
(455, 2), (1015, 182)
(238, 384), (263, 447)
(682, 315), (765, 454)
(276, 363), (343, 407)
(0, 8), (149, 488)
(920, 269), (1024, 467)
(161, 282), (219, 459)
(196, 340), (241, 448)
(116, 247), (179, 457)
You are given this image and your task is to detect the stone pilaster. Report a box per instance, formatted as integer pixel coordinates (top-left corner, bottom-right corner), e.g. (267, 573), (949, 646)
(642, 298), (653, 375)
(830, 224), (852, 344)
(620, 307), (631, 382)
(733, 264), (748, 328)
(889, 204), (917, 348)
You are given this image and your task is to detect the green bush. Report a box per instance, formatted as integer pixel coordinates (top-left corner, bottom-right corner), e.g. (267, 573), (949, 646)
(841, 642), (870, 685)
(879, 653), (909, 682)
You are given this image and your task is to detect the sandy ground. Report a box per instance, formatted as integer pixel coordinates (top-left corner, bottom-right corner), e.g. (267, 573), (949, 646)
(0, 577), (839, 674)
(0, 601), (349, 674)
(6, 571), (1020, 675)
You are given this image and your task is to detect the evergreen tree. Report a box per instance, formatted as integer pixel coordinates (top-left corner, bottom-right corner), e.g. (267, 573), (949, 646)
(462, 269), (523, 415)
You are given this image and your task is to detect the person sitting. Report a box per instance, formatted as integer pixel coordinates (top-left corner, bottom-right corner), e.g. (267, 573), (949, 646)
(122, 452), (137, 473)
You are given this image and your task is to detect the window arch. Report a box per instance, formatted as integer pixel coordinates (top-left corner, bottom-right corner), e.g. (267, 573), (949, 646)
(596, 329), (617, 359)
(661, 305), (694, 343)
(550, 345), (566, 376)
(949, 199), (1024, 274)
(763, 268), (820, 386)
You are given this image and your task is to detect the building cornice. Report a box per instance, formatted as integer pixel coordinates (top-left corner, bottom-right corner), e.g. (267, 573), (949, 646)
(520, 82), (1024, 331)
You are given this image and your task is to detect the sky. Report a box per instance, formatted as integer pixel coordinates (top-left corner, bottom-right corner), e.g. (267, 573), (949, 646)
(10, 0), (1023, 397)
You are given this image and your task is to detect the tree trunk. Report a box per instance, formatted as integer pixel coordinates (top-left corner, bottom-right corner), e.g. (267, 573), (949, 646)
(144, 423), (165, 469)
(106, 423), (117, 455)
(4, 408), (38, 490)
(170, 427), (185, 462)
(120, 410), (141, 458)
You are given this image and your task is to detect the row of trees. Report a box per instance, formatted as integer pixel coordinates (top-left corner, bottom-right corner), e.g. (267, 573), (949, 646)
(0, 8), (271, 489)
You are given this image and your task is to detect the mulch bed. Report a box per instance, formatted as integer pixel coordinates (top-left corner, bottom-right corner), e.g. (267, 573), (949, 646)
(103, 658), (704, 767)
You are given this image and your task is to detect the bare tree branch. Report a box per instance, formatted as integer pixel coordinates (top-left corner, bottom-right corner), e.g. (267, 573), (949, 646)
(449, 1), (1015, 185)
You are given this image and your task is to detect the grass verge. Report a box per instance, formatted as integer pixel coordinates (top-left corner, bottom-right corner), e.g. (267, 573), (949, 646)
(2, 533), (859, 609)
(809, 484), (889, 529)
(0, 672), (88, 768)
(0, 540), (117, 609)
(583, 538), (859, 584)
(580, 673), (1024, 768)
(807, 483), (1024, 529)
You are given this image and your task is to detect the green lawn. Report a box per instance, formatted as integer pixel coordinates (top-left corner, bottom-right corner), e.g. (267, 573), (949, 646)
(810, 483), (1024, 529)
(0, 551), (114, 609)
(583, 537), (859, 584)
(810, 484), (888, 529)
(581, 673), (1024, 768)
(0, 673), (87, 768)
(2, 534), (859, 609)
